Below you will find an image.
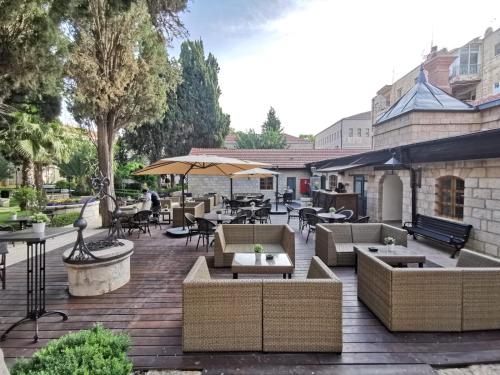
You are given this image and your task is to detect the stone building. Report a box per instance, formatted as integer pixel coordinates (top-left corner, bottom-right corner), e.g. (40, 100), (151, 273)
(312, 68), (500, 257)
(372, 27), (500, 120)
(187, 147), (363, 201)
(314, 111), (372, 150)
(223, 133), (313, 149)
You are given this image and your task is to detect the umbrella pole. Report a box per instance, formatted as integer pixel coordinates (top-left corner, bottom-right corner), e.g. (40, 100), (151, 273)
(230, 178), (233, 199)
(275, 175), (279, 211)
(181, 174), (185, 230)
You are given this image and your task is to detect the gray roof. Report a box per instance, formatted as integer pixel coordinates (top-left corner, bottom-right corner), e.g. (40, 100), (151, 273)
(375, 66), (474, 124)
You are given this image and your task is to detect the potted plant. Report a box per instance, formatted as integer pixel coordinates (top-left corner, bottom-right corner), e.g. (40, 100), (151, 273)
(253, 244), (263, 260)
(8, 210), (17, 220)
(31, 213), (50, 233)
(384, 236), (396, 251)
(329, 207), (336, 216)
(216, 210), (222, 221)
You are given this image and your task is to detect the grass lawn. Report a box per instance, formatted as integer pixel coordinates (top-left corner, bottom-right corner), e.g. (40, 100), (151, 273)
(0, 206), (31, 224)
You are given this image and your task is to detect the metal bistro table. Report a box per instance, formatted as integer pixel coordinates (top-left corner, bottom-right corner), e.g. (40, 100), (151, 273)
(203, 213), (234, 224)
(5, 216), (33, 230)
(317, 212), (346, 223)
(0, 227), (77, 342)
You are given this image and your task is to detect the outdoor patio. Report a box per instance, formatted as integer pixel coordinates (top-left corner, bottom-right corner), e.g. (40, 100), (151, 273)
(1, 212), (499, 374)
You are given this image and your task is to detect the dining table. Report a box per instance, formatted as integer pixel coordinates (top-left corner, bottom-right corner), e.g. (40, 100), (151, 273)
(5, 216), (33, 230)
(317, 212), (347, 222)
(203, 213), (234, 224)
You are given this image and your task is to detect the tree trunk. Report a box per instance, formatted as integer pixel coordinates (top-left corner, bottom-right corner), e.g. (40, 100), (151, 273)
(97, 118), (115, 227)
(34, 163), (44, 190)
(21, 159), (34, 187)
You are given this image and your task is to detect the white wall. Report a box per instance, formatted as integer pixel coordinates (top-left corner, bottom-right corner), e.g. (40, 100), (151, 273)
(382, 174), (403, 221)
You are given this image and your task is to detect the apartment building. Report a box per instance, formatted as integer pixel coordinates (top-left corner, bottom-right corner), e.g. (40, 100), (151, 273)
(372, 27), (500, 120)
(314, 111), (372, 150)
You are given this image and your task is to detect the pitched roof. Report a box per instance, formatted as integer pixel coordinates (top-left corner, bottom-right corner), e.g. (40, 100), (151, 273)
(189, 147), (365, 169)
(375, 66), (474, 125)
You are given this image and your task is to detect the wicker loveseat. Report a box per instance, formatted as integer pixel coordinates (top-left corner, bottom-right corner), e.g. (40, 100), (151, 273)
(357, 249), (500, 332)
(182, 256), (342, 352)
(315, 223), (408, 266)
(214, 224), (295, 268)
(172, 202), (204, 227)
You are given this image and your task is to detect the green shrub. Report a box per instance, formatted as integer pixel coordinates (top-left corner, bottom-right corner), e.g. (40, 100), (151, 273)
(55, 180), (69, 189)
(11, 325), (132, 375)
(50, 212), (80, 227)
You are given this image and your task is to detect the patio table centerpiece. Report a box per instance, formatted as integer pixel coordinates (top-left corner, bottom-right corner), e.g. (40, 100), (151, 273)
(31, 213), (50, 233)
(384, 236), (396, 251)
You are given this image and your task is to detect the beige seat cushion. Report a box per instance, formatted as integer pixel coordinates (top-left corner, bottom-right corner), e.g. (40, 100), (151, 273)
(352, 224), (381, 243)
(223, 225), (254, 244)
(225, 244), (255, 254)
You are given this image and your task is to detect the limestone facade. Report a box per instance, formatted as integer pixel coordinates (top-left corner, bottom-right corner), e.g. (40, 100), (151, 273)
(188, 169), (312, 200)
(315, 111), (372, 150)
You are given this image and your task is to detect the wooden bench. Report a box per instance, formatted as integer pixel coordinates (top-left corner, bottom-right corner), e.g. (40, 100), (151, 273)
(403, 214), (472, 258)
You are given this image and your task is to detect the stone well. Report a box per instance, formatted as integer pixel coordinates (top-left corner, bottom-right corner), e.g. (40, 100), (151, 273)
(62, 239), (134, 297)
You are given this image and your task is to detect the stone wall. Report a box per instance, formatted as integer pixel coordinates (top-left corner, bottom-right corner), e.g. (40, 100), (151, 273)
(477, 28), (500, 98)
(373, 111), (482, 150)
(337, 158), (500, 257)
(188, 169), (312, 201)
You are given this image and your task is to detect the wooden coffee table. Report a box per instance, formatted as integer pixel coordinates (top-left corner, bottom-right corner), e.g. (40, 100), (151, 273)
(354, 245), (426, 272)
(231, 253), (294, 279)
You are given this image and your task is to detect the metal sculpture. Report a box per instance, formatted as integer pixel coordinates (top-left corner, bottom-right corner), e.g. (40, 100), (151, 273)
(64, 174), (125, 263)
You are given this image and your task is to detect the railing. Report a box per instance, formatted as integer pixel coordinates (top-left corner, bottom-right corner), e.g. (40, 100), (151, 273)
(449, 62), (481, 81)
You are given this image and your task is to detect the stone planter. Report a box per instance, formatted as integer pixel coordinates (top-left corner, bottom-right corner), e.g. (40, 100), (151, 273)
(62, 239), (134, 297)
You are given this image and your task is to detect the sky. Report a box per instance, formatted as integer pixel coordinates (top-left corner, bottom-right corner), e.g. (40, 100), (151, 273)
(170, 0), (500, 136)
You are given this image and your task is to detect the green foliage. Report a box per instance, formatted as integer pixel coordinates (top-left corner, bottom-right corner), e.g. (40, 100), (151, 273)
(31, 212), (50, 224)
(12, 187), (46, 212)
(115, 161), (155, 190)
(55, 180), (69, 189)
(0, 154), (15, 180)
(0, 0), (66, 104)
(299, 134), (315, 143)
(262, 107), (283, 133)
(253, 244), (263, 253)
(115, 188), (142, 198)
(57, 129), (97, 193)
(11, 324), (132, 375)
(236, 107), (286, 149)
(50, 212), (80, 227)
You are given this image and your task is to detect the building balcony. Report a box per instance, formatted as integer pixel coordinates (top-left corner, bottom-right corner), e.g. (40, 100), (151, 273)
(449, 63), (481, 85)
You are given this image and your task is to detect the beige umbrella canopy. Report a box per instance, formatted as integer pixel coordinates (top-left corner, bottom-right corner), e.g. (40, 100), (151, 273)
(133, 155), (270, 235)
(133, 155), (269, 176)
(230, 168), (279, 179)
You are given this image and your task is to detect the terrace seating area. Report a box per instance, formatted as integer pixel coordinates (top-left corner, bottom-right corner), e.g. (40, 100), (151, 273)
(2, 200), (500, 374)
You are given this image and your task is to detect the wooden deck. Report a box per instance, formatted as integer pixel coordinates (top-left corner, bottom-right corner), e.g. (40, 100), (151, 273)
(2, 214), (500, 374)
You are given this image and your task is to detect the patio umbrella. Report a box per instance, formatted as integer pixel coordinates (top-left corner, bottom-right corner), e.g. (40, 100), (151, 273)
(230, 168), (280, 203)
(133, 155), (269, 236)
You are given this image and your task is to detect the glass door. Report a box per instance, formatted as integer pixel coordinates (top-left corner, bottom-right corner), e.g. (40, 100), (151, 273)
(353, 175), (367, 216)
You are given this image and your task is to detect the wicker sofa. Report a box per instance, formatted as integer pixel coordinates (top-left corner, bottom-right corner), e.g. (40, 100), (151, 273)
(357, 249), (500, 332)
(315, 223), (408, 266)
(183, 256), (342, 352)
(172, 202), (204, 227)
(214, 224), (295, 268)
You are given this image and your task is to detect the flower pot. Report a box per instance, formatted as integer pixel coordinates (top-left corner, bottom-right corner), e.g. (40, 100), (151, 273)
(255, 253), (261, 262)
(9, 214), (17, 220)
(387, 244), (395, 251)
(32, 222), (46, 233)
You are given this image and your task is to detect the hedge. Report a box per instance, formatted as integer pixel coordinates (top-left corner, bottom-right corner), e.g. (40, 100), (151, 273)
(11, 325), (132, 375)
(49, 212), (80, 227)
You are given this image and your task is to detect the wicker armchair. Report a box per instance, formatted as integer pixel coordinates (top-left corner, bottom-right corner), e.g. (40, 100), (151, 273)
(182, 256), (262, 352)
(214, 224), (295, 267)
(315, 223), (408, 266)
(262, 256), (343, 352)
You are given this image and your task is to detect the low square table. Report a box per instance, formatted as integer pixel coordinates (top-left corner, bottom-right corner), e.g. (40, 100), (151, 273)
(354, 245), (426, 272)
(232, 253), (294, 279)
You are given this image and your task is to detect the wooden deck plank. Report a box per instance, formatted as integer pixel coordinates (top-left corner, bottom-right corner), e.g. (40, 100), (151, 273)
(1, 213), (500, 372)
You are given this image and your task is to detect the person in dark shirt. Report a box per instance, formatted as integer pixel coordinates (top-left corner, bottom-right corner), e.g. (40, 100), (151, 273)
(150, 189), (161, 210)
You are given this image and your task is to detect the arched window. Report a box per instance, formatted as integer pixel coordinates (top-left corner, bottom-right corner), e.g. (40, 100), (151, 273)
(436, 176), (464, 220)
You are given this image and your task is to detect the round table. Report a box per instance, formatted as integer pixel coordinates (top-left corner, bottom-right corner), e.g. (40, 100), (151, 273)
(204, 213), (234, 224)
(317, 212), (346, 222)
